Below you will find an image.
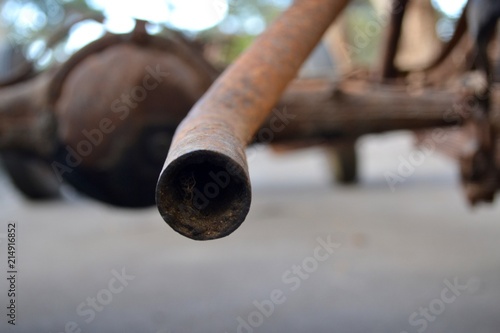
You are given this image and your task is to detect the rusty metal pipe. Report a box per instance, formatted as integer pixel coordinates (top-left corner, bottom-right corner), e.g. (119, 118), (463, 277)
(156, 0), (350, 240)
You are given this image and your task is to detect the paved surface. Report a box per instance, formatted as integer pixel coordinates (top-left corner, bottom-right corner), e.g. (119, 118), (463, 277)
(1, 132), (500, 333)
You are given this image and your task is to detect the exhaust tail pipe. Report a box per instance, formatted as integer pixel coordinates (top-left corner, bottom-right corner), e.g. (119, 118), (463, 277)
(156, 0), (350, 240)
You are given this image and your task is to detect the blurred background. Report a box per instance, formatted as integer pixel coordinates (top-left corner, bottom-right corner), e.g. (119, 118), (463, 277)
(2, 0), (500, 332)
(0, 0), (470, 69)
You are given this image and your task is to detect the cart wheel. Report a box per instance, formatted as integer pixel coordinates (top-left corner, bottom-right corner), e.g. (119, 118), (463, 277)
(1, 152), (61, 200)
(326, 143), (358, 184)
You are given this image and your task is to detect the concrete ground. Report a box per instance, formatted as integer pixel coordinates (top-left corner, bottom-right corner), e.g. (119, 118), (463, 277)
(1, 131), (500, 333)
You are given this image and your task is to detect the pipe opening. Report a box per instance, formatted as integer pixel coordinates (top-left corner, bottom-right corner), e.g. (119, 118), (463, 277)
(156, 150), (251, 240)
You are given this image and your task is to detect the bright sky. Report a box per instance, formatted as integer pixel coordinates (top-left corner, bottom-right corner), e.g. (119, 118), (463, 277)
(65, 0), (469, 53)
(90, 0), (228, 31)
(431, 0), (468, 18)
(65, 0), (229, 52)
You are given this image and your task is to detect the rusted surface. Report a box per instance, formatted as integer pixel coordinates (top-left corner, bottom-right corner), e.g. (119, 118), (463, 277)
(266, 79), (463, 143)
(156, 0), (350, 240)
(55, 44), (214, 168)
(49, 23), (217, 207)
(54, 43), (215, 207)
